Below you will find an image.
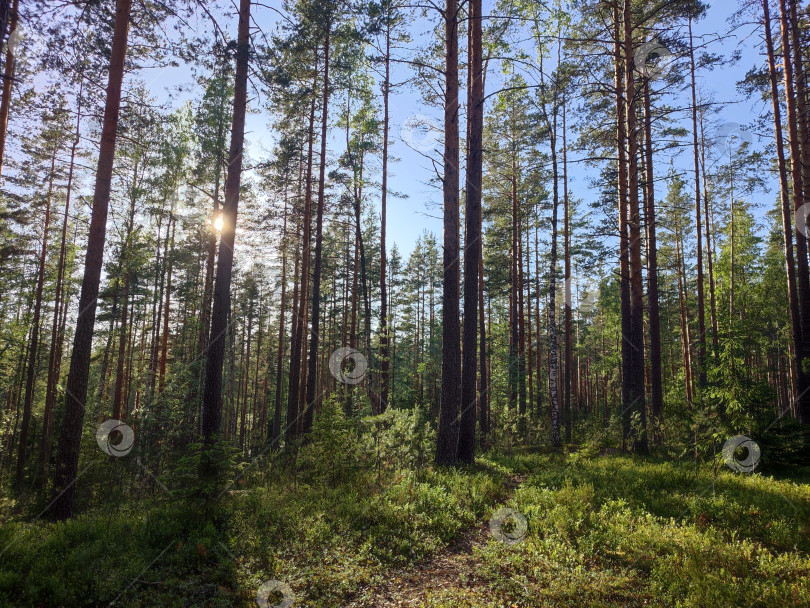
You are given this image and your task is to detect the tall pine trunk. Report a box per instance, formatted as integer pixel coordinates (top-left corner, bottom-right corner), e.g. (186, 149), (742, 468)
(111, 271), (129, 421)
(477, 233), (488, 448)
(763, 0), (809, 422)
(780, 0), (810, 427)
(158, 212), (176, 391)
(200, 0), (251, 448)
(303, 29), (331, 437)
(435, 0), (461, 465)
(623, 0), (647, 452)
(287, 86), (316, 445)
(39, 83), (82, 483)
(563, 101), (572, 444)
(509, 161), (519, 414)
(547, 102), (561, 448)
(787, 0), (810, 426)
(379, 13), (391, 413)
(52, 0), (133, 519)
(642, 74), (663, 437)
(15, 145), (56, 488)
(688, 14), (707, 389)
(271, 193), (288, 447)
(614, 3), (632, 449)
(458, 0), (482, 463)
(0, 0), (18, 180)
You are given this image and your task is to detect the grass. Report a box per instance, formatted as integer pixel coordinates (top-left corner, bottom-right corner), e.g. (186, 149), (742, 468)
(0, 450), (807, 607)
(471, 452), (810, 607)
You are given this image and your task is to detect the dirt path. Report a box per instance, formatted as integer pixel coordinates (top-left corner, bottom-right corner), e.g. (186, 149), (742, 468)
(347, 474), (527, 607)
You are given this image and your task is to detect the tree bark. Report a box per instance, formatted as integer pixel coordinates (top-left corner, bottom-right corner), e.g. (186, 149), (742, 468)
(642, 73), (663, 437)
(287, 85), (316, 445)
(788, 0), (810, 425)
(197, 112), (224, 410)
(688, 14), (707, 389)
(111, 271), (129, 421)
(52, 0), (132, 519)
(435, 0), (461, 465)
(698, 113), (719, 357)
(623, 0), (647, 452)
(563, 101), (572, 444)
(780, 0), (810, 426)
(271, 192), (288, 448)
(158, 212), (176, 392)
(0, 0), (18, 181)
(379, 12), (391, 413)
(38, 77), (83, 484)
(200, 0), (251, 447)
(15, 144), (56, 488)
(763, 0), (810, 422)
(477, 231), (487, 448)
(303, 29), (331, 437)
(458, 0), (482, 464)
(548, 153), (560, 448)
(614, 3), (632, 449)
(675, 220), (694, 403)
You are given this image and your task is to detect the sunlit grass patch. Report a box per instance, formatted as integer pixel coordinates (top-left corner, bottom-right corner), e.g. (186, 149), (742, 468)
(475, 453), (810, 608)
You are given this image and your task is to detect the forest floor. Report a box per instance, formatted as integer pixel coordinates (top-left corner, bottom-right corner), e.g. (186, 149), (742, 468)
(347, 475), (528, 607)
(1, 449), (810, 607)
(347, 518), (492, 607)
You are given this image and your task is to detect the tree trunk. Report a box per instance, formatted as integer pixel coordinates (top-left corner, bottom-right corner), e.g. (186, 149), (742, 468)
(623, 0), (647, 452)
(38, 76), (83, 484)
(287, 86), (316, 445)
(303, 29), (331, 437)
(379, 14), (391, 413)
(517, 206), (527, 429)
(271, 193), (288, 448)
(563, 102), (572, 444)
(435, 0), (460, 465)
(614, 3), (632, 450)
(0, 0), (18, 180)
(688, 14), (707, 389)
(458, 0), (482, 463)
(642, 73), (663, 437)
(698, 112), (719, 357)
(0, 0), (11, 76)
(200, 0), (251, 448)
(535, 223), (542, 420)
(509, 158), (519, 414)
(546, 100), (561, 447)
(149, 206), (171, 400)
(477, 232), (488, 448)
(111, 271), (129, 421)
(780, 0), (810, 426)
(548, 160), (560, 447)
(15, 144), (56, 488)
(52, 0), (133, 520)
(158, 212), (176, 392)
(197, 126), (223, 409)
(763, 0), (809, 422)
(240, 305), (252, 451)
(675, 222), (694, 403)
(526, 211), (533, 423)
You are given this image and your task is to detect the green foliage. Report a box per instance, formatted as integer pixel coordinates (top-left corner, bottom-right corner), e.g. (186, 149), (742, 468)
(2, 451), (806, 607)
(477, 453), (810, 608)
(363, 407), (434, 475)
(297, 396), (367, 485)
(171, 439), (240, 504)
